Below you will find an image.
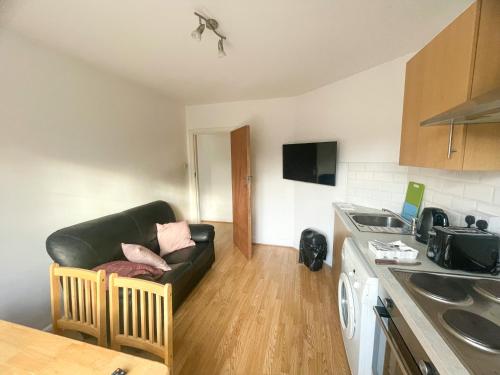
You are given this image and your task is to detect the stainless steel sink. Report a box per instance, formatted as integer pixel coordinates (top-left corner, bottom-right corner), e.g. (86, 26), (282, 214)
(351, 214), (406, 228)
(347, 212), (411, 234)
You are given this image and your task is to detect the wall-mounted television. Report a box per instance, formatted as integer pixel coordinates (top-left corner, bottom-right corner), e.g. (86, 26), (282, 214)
(283, 141), (337, 186)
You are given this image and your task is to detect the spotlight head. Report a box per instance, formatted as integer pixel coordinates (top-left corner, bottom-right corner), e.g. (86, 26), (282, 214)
(191, 23), (205, 41)
(218, 38), (226, 58)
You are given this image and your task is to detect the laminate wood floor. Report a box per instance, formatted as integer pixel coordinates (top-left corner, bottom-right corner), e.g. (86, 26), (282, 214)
(171, 222), (350, 375)
(71, 222), (350, 374)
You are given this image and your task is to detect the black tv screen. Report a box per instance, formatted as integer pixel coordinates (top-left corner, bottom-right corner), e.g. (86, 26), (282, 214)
(283, 141), (337, 186)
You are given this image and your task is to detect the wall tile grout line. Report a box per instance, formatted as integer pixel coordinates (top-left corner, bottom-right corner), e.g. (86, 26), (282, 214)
(344, 162), (500, 233)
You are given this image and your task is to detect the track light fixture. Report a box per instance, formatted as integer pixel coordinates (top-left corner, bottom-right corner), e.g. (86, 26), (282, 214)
(191, 12), (227, 57)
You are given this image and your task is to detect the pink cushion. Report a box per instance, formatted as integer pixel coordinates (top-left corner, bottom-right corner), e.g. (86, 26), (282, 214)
(157, 221), (195, 256)
(121, 243), (171, 271)
(92, 260), (165, 287)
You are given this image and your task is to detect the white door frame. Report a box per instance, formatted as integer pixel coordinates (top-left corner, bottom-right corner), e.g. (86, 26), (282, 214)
(186, 127), (237, 223)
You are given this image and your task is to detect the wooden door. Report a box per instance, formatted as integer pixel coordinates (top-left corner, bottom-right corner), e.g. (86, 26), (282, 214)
(231, 125), (252, 258)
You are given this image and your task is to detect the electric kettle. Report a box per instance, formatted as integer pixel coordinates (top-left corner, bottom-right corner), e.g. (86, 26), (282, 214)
(416, 207), (449, 244)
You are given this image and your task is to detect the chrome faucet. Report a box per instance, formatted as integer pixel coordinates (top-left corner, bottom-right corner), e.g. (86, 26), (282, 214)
(411, 217), (417, 235)
(382, 208), (409, 224)
(382, 208), (417, 234)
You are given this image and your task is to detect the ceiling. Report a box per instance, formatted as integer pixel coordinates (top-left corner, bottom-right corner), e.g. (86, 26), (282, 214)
(0, 0), (473, 104)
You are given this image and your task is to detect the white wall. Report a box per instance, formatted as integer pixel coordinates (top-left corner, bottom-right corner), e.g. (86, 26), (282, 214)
(185, 55), (411, 265)
(186, 98), (297, 246)
(343, 162), (500, 231)
(0, 30), (188, 328)
(408, 167), (500, 231)
(345, 163), (408, 211)
(186, 52), (500, 266)
(197, 133), (232, 222)
(292, 55), (410, 264)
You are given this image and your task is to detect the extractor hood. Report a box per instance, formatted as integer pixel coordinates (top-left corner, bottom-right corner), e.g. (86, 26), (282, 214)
(421, 88), (500, 126)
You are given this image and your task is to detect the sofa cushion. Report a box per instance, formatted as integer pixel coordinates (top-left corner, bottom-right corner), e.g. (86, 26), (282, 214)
(162, 242), (210, 265)
(156, 262), (191, 284)
(121, 243), (171, 271)
(189, 224), (215, 243)
(158, 262), (199, 311)
(132, 262), (190, 284)
(157, 221), (195, 255)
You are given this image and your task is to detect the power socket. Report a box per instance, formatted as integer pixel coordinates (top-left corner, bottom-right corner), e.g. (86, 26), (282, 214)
(487, 216), (500, 235)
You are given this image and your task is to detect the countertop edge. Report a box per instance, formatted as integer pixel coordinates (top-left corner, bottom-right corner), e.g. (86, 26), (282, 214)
(333, 203), (470, 375)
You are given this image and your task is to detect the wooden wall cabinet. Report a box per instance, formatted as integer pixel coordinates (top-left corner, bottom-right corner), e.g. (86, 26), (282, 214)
(399, 0), (500, 171)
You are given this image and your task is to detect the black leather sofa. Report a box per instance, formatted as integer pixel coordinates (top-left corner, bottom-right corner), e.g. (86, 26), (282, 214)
(46, 201), (215, 312)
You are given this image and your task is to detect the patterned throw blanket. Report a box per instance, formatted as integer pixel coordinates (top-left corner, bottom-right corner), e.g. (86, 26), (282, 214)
(92, 260), (165, 287)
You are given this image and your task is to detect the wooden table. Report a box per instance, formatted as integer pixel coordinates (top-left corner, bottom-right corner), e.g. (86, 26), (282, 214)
(0, 320), (168, 374)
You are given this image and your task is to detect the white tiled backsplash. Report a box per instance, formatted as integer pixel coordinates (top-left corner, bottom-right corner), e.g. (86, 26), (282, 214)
(344, 162), (500, 233)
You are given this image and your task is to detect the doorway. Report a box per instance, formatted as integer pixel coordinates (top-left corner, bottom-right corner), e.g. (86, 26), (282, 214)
(187, 126), (253, 258)
(196, 133), (233, 223)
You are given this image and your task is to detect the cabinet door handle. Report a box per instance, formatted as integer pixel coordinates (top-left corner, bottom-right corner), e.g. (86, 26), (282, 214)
(447, 119), (456, 159)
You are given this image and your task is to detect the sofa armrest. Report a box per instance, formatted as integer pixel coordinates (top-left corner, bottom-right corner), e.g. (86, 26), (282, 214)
(189, 224), (215, 243)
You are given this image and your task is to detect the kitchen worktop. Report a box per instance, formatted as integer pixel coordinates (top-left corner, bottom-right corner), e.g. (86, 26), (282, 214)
(333, 202), (499, 375)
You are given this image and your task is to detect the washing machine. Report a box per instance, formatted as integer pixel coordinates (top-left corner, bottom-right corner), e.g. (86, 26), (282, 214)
(338, 237), (379, 375)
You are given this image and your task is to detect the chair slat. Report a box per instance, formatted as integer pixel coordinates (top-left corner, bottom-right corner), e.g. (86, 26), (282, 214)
(140, 290), (146, 340)
(123, 287), (129, 337)
(63, 276), (69, 319)
(70, 277), (77, 321)
(84, 280), (91, 324)
(156, 294), (162, 345)
(148, 292), (154, 343)
(77, 278), (84, 323)
(132, 288), (138, 338)
(91, 281), (96, 326)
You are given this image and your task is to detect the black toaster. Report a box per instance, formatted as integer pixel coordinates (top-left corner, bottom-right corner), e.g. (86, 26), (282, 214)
(427, 226), (500, 275)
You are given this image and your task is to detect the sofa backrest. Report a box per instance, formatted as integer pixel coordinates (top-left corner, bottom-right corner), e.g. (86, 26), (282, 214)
(46, 201), (176, 269)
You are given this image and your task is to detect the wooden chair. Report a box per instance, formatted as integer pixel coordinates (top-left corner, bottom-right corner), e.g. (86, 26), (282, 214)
(49, 263), (107, 346)
(108, 274), (173, 372)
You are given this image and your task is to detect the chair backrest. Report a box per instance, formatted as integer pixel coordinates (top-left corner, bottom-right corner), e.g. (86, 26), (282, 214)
(108, 274), (173, 371)
(49, 263), (107, 346)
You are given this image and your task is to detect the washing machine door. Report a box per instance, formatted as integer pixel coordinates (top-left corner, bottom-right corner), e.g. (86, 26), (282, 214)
(338, 272), (355, 339)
